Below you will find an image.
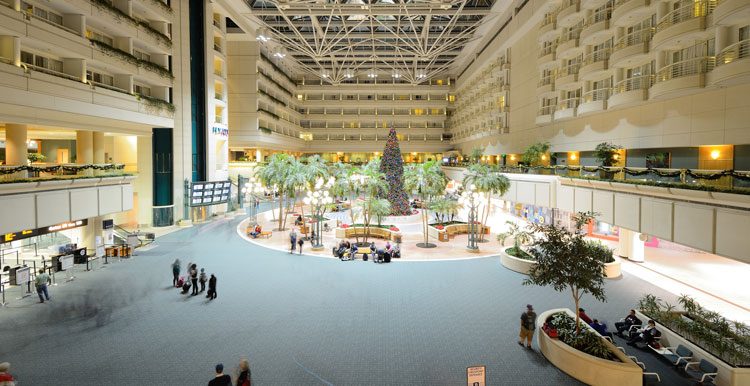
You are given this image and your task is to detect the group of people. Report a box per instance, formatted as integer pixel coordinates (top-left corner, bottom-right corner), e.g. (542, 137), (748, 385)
(248, 224), (263, 238)
(614, 309), (661, 347)
(332, 240), (400, 262)
(578, 308), (614, 339)
(172, 259), (218, 300)
(207, 360), (251, 386)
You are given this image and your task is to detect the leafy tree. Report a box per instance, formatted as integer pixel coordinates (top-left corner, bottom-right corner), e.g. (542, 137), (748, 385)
(354, 197), (391, 243)
(520, 142), (550, 166)
(27, 153), (46, 164)
(462, 163), (510, 241)
(594, 142), (623, 167)
(431, 198), (462, 225)
(523, 211), (607, 334)
(404, 161), (447, 247)
(257, 154), (294, 230)
(470, 147), (484, 164)
(497, 220), (534, 257)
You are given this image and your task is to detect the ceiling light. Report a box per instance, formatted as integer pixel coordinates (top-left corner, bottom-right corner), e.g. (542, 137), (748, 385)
(416, 70), (426, 79)
(272, 46), (287, 59)
(343, 69), (354, 79)
(255, 27), (271, 43)
(367, 69), (378, 78)
(321, 70), (330, 78)
(391, 70), (401, 79)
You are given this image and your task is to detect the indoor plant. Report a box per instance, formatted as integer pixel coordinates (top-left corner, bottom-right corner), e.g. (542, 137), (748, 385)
(594, 142), (622, 179)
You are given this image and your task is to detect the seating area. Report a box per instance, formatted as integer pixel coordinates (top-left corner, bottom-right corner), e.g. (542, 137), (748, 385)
(335, 227), (401, 242)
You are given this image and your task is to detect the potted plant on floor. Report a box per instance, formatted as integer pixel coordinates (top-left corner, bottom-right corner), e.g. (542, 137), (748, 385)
(520, 142), (550, 171)
(594, 142), (622, 180)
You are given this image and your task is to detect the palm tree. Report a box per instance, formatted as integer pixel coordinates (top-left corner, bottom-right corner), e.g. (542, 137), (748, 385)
(258, 154), (293, 231)
(462, 163), (510, 241)
(297, 155), (329, 238)
(355, 197), (391, 244)
(497, 221), (535, 256)
(404, 161), (447, 247)
(431, 198), (462, 225)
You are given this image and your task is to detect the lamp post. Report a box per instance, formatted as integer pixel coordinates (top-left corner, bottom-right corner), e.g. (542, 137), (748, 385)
(458, 183), (480, 252)
(303, 177), (334, 250)
(241, 176), (264, 223)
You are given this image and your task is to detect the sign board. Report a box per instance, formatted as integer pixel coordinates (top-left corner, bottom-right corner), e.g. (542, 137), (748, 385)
(60, 254), (74, 271)
(3, 219), (88, 243)
(102, 219), (114, 229)
(189, 180), (231, 207)
(95, 236), (104, 257)
(15, 266), (30, 285)
(467, 366), (486, 386)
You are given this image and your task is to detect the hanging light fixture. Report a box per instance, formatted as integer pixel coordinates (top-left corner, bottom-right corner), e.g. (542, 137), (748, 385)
(272, 46), (287, 59)
(391, 70), (401, 79)
(367, 68), (378, 78)
(343, 69), (354, 79)
(320, 69), (330, 78)
(255, 27), (271, 43)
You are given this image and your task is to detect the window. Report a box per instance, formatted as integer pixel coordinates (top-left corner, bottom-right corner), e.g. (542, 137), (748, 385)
(22, 51), (62, 72)
(133, 49), (151, 62)
(86, 29), (114, 46)
(86, 70), (114, 86)
(134, 84), (151, 96)
(20, 51), (33, 65)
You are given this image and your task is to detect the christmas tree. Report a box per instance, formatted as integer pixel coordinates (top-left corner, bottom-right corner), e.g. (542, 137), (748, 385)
(380, 128), (412, 216)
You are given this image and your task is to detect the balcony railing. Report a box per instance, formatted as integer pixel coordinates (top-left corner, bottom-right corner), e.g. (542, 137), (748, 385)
(583, 88), (610, 102)
(539, 44), (557, 57)
(556, 63), (581, 78)
(0, 163), (131, 183)
(538, 76), (554, 87)
(614, 28), (654, 49)
(613, 74), (654, 94)
(715, 39), (750, 67)
(559, 28), (582, 43)
(557, 97), (581, 110)
(656, 57), (715, 83)
(585, 6), (612, 25)
(656, 0), (715, 32)
(541, 13), (557, 27)
(582, 49), (611, 65)
(538, 105), (556, 116)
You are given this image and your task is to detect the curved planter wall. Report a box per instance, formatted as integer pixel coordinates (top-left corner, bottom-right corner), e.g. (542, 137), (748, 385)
(500, 247), (621, 278)
(537, 308), (642, 386)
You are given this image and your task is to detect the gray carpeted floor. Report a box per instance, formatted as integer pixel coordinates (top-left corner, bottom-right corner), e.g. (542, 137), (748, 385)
(0, 209), (686, 385)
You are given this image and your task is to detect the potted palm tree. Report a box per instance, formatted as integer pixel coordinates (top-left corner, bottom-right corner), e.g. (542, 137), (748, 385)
(404, 161), (448, 248)
(462, 163), (510, 241)
(594, 142), (622, 179)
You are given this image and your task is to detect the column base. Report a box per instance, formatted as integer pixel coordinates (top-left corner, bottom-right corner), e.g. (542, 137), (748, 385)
(465, 246), (480, 253)
(311, 245), (325, 251)
(152, 205), (174, 227)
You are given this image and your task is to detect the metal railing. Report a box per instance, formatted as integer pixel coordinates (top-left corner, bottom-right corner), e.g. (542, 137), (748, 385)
(215, 92), (223, 101)
(559, 28), (582, 44)
(614, 27), (655, 50)
(557, 97), (581, 110)
(538, 75), (554, 87)
(25, 63), (81, 82)
(214, 44), (222, 53)
(656, 0), (715, 32)
(656, 57), (715, 83)
(715, 39), (750, 67)
(538, 105), (556, 116)
(541, 13), (557, 27)
(556, 63), (580, 78)
(613, 74), (654, 94)
(539, 44), (557, 57)
(582, 49), (611, 65)
(583, 88), (610, 102)
(23, 7), (80, 36)
(585, 6), (612, 25)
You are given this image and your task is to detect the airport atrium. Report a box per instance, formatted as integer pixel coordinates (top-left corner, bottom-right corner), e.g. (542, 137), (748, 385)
(0, 0), (749, 385)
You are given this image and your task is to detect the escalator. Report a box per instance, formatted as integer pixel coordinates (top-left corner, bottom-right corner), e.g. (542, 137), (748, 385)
(112, 225), (155, 248)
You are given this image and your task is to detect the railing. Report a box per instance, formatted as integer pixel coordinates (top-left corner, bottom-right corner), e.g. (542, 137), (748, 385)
(656, 0), (715, 32)
(90, 80), (128, 94)
(613, 74), (654, 94)
(24, 63), (81, 82)
(582, 49), (611, 65)
(213, 19), (221, 29)
(557, 97), (581, 110)
(715, 39), (750, 67)
(556, 63), (580, 78)
(0, 163), (130, 183)
(614, 27), (654, 49)
(585, 6), (612, 25)
(538, 76), (554, 87)
(656, 57), (715, 83)
(561, 0), (579, 9)
(541, 13), (557, 28)
(539, 44), (557, 57)
(214, 69), (223, 77)
(214, 44), (222, 53)
(215, 92), (223, 101)
(22, 7), (80, 36)
(583, 88), (610, 102)
(538, 105), (556, 116)
(559, 28), (582, 44)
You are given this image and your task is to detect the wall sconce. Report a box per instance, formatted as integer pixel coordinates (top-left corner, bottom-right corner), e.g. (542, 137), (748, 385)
(613, 154), (620, 160)
(710, 150), (720, 160)
(510, 155), (516, 161)
(541, 154), (547, 160)
(570, 153), (577, 160)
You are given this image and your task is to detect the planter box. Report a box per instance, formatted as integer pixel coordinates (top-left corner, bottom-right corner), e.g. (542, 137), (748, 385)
(604, 257), (622, 278)
(537, 308), (642, 386)
(635, 310), (750, 386)
(334, 226), (400, 242)
(500, 247), (536, 275)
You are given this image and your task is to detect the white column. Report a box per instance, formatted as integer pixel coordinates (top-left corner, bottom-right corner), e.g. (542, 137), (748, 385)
(93, 132), (105, 175)
(76, 130), (94, 176)
(255, 149), (262, 162)
(6, 123), (28, 178)
(618, 228), (645, 262)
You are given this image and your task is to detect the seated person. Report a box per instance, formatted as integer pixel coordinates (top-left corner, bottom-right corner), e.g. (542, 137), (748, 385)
(375, 248), (385, 263)
(295, 215), (303, 225)
(369, 242), (376, 255)
(589, 319), (613, 339)
(578, 308), (593, 324)
(391, 243), (401, 258)
(615, 309), (642, 337)
(334, 240), (347, 258)
(627, 320), (660, 346)
(323, 223), (331, 232)
(383, 248), (392, 263)
(385, 241), (392, 252)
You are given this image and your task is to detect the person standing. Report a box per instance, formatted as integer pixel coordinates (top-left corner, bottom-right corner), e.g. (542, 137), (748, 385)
(199, 268), (207, 293)
(34, 269), (51, 303)
(208, 363), (231, 386)
(190, 264), (199, 296)
(289, 229), (298, 253)
(236, 358), (251, 386)
(0, 362), (16, 386)
(207, 274), (217, 300)
(297, 237), (304, 255)
(518, 304), (536, 349)
(171, 259), (181, 287)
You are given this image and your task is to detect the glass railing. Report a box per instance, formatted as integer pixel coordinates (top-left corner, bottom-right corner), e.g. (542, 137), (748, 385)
(656, 0), (715, 32)
(559, 28), (582, 44)
(656, 57), (715, 83)
(715, 39), (750, 66)
(613, 74), (654, 94)
(614, 28), (654, 50)
(539, 44), (557, 57)
(556, 63), (580, 78)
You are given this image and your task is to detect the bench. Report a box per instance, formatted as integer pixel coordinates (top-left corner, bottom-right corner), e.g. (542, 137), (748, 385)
(336, 227), (399, 241)
(653, 344), (692, 366)
(684, 359), (717, 385)
(258, 231), (272, 239)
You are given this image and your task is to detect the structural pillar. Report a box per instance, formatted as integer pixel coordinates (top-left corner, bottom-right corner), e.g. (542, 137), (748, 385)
(93, 131), (105, 175)
(5, 123), (28, 178)
(76, 130), (94, 176)
(255, 149), (262, 162)
(618, 228), (645, 263)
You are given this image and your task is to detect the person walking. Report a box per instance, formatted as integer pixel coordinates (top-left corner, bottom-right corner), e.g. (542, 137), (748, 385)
(297, 237), (304, 255)
(190, 264), (199, 296)
(236, 358), (251, 386)
(518, 304), (537, 349)
(0, 362), (16, 386)
(34, 268), (51, 303)
(208, 363), (231, 386)
(289, 229), (298, 253)
(207, 274), (217, 300)
(171, 259), (181, 287)
(199, 268), (207, 293)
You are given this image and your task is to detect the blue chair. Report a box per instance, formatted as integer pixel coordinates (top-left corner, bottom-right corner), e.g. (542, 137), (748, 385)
(684, 359), (718, 385)
(660, 344), (693, 366)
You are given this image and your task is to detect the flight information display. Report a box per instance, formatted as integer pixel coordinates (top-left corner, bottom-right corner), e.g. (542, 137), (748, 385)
(189, 180), (231, 207)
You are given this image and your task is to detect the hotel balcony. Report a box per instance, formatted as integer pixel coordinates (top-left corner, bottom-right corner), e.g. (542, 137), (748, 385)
(557, 30), (584, 59)
(537, 76), (556, 95)
(608, 75), (652, 108)
(554, 97), (580, 120)
(581, 0), (610, 10)
(580, 9), (614, 45)
(555, 65), (582, 89)
(611, 0), (656, 28)
(650, 57), (714, 100)
(577, 88), (609, 115)
(132, 0), (175, 23)
(558, 0), (585, 28)
(538, 46), (558, 68)
(713, 0), (750, 26)
(708, 40), (750, 87)
(536, 105), (555, 125)
(652, 0), (714, 51)
(541, 0), (564, 13)
(538, 14), (558, 42)
(579, 50), (611, 80)
(610, 28), (654, 68)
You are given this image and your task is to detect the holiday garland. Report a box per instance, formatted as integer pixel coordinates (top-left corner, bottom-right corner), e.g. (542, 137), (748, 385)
(0, 164), (125, 175)
(379, 128), (412, 216)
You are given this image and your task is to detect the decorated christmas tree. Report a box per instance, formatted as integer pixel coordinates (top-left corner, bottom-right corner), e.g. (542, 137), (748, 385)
(380, 128), (412, 216)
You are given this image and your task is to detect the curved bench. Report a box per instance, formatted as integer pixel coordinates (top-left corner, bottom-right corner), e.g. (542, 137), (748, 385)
(334, 227), (401, 242)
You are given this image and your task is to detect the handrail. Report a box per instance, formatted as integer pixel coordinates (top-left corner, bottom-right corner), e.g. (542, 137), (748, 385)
(90, 80), (129, 94)
(656, 57), (715, 83)
(538, 75), (554, 87)
(656, 0), (714, 32)
(539, 44), (557, 57)
(557, 97), (581, 110)
(24, 8), (80, 35)
(614, 27), (654, 49)
(585, 6), (612, 26)
(559, 28), (582, 43)
(613, 74), (654, 94)
(556, 63), (580, 78)
(582, 49), (611, 65)
(583, 88), (610, 102)
(541, 13), (557, 27)
(715, 39), (750, 66)
(538, 105), (556, 116)
(25, 64), (82, 82)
